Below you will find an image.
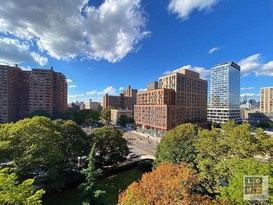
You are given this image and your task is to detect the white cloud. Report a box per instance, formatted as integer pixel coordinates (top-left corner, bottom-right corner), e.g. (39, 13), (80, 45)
(164, 65), (210, 79)
(86, 90), (97, 95)
(240, 87), (254, 91)
(208, 47), (219, 54)
(97, 86), (117, 95)
(168, 0), (220, 20)
(68, 94), (84, 98)
(238, 54), (273, 77)
(69, 85), (77, 88)
(119, 87), (124, 91)
(0, 37), (48, 66)
(256, 61), (273, 76)
(238, 54), (262, 74)
(139, 88), (147, 92)
(0, 0), (149, 63)
(240, 93), (260, 97)
(66, 79), (72, 83)
(30, 52), (48, 66)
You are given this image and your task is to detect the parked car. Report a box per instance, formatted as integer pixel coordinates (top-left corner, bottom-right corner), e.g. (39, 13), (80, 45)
(128, 153), (138, 159)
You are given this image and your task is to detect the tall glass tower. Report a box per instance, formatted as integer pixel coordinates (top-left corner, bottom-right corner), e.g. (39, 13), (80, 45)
(208, 62), (241, 123)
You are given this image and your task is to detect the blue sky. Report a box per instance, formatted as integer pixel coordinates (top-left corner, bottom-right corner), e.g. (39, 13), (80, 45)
(1, 0), (273, 103)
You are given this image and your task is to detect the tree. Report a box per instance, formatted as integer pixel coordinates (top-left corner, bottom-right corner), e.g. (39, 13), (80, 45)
(0, 168), (45, 204)
(117, 162), (218, 205)
(89, 126), (129, 167)
(54, 120), (91, 166)
(28, 109), (51, 118)
(118, 115), (129, 126)
(219, 157), (273, 204)
(100, 107), (112, 122)
(195, 121), (273, 195)
(154, 123), (199, 168)
(0, 116), (65, 191)
(80, 143), (104, 202)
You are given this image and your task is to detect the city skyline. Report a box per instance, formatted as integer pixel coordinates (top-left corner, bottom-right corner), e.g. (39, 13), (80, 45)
(1, 0), (273, 103)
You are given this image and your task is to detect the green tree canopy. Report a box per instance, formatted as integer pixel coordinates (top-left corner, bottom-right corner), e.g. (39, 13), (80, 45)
(0, 117), (64, 191)
(100, 107), (112, 122)
(89, 126), (129, 167)
(195, 121), (273, 194)
(0, 168), (45, 204)
(28, 109), (51, 118)
(219, 157), (273, 204)
(154, 123), (199, 168)
(54, 120), (91, 166)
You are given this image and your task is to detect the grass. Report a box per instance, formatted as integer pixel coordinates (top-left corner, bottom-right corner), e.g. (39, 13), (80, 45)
(43, 168), (143, 205)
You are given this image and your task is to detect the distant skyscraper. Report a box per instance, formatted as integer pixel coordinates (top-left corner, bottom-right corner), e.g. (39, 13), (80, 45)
(208, 62), (241, 123)
(260, 87), (273, 113)
(0, 65), (67, 123)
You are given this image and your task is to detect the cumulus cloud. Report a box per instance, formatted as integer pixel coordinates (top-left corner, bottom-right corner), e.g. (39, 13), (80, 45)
(119, 87), (124, 91)
(0, 0), (149, 63)
(86, 90), (97, 95)
(240, 87), (254, 91)
(0, 37), (48, 66)
(66, 79), (72, 83)
(238, 54), (273, 76)
(98, 86), (116, 95)
(238, 54), (262, 74)
(168, 0), (220, 20)
(208, 47), (219, 54)
(69, 85), (77, 88)
(164, 65), (210, 79)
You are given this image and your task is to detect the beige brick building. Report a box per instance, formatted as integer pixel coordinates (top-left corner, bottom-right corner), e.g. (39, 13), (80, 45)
(85, 99), (101, 111)
(111, 109), (133, 124)
(0, 65), (67, 123)
(260, 87), (273, 113)
(134, 69), (207, 136)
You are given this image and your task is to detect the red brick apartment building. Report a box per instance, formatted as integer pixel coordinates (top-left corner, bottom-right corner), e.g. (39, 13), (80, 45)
(134, 69), (207, 136)
(0, 65), (67, 123)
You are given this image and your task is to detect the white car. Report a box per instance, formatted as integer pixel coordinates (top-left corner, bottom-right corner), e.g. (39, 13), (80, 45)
(128, 153), (138, 159)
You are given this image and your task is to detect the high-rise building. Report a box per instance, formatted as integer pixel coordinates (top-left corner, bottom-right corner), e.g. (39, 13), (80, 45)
(260, 87), (273, 113)
(103, 85), (137, 110)
(0, 64), (27, 122)
(134, 68), (208, 136)
(0, 65), (67, 123)
(207, 62), (241, 123)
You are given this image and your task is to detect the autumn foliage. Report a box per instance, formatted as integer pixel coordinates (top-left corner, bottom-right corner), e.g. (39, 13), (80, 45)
(117, 162), (218, 205)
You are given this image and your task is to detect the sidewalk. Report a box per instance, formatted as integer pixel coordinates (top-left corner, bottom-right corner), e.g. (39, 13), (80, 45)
(130, 130), (161, 144)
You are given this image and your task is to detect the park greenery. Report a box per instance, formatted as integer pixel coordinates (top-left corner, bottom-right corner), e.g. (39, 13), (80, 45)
(120, 121), (273, 204)
(0, 168), (45, 204)
(0, 116), (129, 204)
(1, 114), (273, 204)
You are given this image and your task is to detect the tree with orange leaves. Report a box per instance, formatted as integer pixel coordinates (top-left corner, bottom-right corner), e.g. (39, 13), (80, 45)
(117, 162), (221, 205)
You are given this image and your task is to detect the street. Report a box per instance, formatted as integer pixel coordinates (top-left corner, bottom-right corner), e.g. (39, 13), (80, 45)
(123, 130), (158, 159)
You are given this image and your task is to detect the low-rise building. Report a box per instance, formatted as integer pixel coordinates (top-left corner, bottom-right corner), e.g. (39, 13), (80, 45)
(85, 99), (101, 111)
(111, 109), (133, 124)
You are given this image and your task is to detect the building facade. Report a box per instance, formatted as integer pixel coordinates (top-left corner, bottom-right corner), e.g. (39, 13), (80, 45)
(260, 87), (273, 114)
(103, 85), (137, 110)
(111, 109), (133, 124)
(85, 99), (101, 111)
(207, 62), (241, 123)
(147, 81), (158, 90)
(134, 69), (208, 136)
(0, 65), (67, 123)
